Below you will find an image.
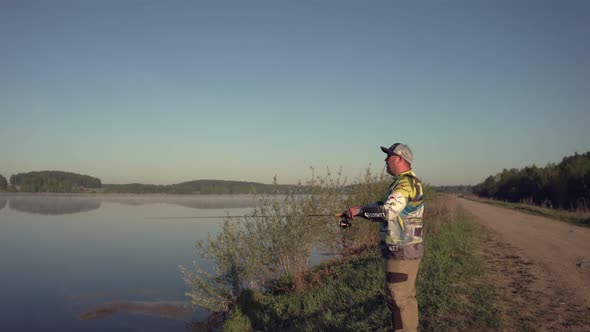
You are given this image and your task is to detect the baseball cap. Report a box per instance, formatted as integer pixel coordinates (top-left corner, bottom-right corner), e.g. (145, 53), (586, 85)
(381, 143), (413, 164)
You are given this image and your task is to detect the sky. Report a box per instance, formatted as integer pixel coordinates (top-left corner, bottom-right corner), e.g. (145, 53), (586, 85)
(1, 0), (589, 186)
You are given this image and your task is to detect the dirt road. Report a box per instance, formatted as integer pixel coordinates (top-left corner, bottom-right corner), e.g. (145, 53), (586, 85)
(457, 197), (590, 331)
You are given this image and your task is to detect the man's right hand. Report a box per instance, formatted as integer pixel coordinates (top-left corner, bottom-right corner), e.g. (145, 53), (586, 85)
(343, 206), (362, 220)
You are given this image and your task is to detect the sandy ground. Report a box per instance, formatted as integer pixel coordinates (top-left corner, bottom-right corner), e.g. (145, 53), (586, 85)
(457, 197), (590, 331)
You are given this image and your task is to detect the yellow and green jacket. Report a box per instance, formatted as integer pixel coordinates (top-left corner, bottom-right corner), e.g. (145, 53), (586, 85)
(361, 170), (424, 259)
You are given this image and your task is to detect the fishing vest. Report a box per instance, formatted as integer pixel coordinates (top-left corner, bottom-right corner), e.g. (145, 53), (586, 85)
(379, 170), (425, 259)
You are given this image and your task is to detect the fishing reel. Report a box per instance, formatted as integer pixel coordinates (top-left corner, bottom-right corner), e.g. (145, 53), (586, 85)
(338, 215), (353, 229)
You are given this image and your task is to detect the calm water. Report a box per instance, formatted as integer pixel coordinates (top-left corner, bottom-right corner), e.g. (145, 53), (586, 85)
(0, 194), (258, 332)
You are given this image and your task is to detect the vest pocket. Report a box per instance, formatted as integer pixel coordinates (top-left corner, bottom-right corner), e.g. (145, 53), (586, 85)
(414, 227), (422, 237)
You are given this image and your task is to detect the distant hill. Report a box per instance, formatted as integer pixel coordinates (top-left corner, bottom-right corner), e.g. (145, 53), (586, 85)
(173, 179), (295, 194)
(103, 179), (298, 194)
(4, 171), (302, 195)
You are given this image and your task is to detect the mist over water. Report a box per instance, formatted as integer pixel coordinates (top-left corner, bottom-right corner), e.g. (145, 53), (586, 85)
(2, 193), (259, 215)
(0, 194), (258, 332)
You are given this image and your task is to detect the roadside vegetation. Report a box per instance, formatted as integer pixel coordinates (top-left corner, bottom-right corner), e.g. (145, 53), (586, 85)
(463, 195), (590, 227)
(181, 169), (501, 331)
(472, 151), (590, 212)
(469, 151), (590, 227)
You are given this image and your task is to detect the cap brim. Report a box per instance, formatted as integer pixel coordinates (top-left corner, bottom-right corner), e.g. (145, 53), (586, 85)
(381, 146), (391, 154)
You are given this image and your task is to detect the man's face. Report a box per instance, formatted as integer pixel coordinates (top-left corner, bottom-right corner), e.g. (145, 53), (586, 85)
(384, 154), (402, 175)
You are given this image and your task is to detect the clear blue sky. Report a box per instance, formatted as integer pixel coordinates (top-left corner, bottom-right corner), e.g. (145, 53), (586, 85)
(1, 0), (589, 186)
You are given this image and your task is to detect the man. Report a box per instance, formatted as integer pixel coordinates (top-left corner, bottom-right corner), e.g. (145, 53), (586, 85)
(343, 142), (424, 332)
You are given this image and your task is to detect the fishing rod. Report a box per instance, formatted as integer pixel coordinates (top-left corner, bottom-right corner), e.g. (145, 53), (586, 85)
(148, 213), (353, 228)
(148, 214), (341, 219)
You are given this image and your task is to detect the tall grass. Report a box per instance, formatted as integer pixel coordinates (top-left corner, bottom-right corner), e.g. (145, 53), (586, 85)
(418, 196), (499, 329)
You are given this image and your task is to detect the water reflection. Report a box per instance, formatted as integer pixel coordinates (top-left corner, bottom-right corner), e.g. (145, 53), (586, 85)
(101, 195), (258, 209)
(0, 194), (248, 332)
(8, 196), (101, 215)
(1, 194), (260, 215)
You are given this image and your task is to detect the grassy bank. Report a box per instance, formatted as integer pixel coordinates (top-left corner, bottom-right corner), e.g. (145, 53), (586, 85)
(217, 196), (500, 331)
(417, 198), (499, 330)
(463, 195), (590, 227)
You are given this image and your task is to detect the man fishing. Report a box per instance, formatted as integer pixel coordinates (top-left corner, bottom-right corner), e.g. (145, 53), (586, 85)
(343, 142), (424, 332)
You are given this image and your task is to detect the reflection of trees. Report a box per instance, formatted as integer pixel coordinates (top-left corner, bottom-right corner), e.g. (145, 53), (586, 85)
(0, 199), (6, 211)
(102, 195), (260, 209)
(9, 196), (101, 215)
(4, 194), (268, 215)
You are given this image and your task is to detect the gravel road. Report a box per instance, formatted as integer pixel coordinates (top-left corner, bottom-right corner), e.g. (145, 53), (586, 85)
(457, 197), (590, 331)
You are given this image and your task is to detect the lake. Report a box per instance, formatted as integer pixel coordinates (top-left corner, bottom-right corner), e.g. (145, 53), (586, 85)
(0, 194), (259, 331)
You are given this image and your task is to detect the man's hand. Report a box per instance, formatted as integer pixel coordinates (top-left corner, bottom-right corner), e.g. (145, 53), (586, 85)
(343, 206), (362, 220)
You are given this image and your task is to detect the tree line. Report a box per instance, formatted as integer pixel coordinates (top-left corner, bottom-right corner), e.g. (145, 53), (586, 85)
(103, 179), (298, 194)
(0, 174), (7, 191)
(0, 171), (298, 194)
(434, 185), (474, 195)
(473, 152), (590, 210)
(7, 171), (102, 193)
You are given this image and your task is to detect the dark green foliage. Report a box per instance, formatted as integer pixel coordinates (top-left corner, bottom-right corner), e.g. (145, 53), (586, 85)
(473, 152), (590, 210)
(0, 174), (7, 190)
(9, 171), (102, 193)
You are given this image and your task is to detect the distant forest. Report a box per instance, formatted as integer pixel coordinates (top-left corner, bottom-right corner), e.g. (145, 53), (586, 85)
(0, 174), (7, 191)
(473, 152), (590, 210)
(7, 171), (102, 193)
(103, 180), (297, 194)
(433, 185), (473, 195)
(0, 171), (296, 194)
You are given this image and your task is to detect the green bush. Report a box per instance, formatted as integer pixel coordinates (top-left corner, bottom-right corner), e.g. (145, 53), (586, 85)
(181, 169), (349, 313)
